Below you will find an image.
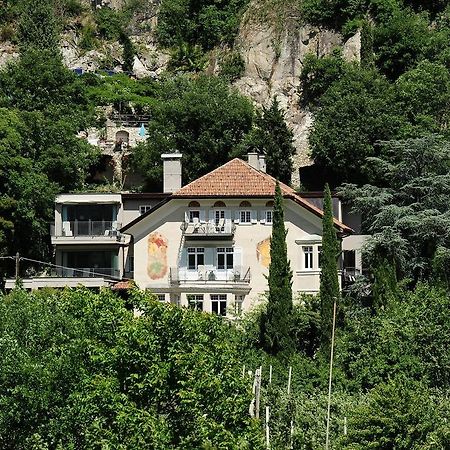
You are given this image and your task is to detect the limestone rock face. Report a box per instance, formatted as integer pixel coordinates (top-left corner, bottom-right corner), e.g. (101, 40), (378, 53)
(0, 1), (360, 186)
(234, 10), (360, 186)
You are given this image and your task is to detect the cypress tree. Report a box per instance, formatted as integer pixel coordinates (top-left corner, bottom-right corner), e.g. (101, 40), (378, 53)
(320, 184), (340, 344)
(261, 181), (294, 355)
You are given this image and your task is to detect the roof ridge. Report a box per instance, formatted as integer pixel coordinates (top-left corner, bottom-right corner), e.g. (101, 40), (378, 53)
(173, 158), (245, 195)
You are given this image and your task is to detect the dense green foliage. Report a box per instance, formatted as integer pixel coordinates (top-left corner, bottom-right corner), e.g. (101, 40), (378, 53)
(157, 0), (249, 50)
(132, 75), (254, 189)
(0, 0), (98, 260)
(260, 183), (293, 355)
(241, 98), (296, 185)
(0, 288), (263, 449)
(301, 4), (450, 185)
(319, 184), (340, 343)
(340, 136), (450, 284)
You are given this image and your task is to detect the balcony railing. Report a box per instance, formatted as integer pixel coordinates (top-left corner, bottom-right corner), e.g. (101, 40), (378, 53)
(51, 221), (122, 238)
(342, 267), (361, 284)
(181, 220), (236, 238)
(169, 266), (250, 284)
(54, 267), (120, 278)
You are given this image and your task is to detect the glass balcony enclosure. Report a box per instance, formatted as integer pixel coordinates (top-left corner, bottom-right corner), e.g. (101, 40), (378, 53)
(60, 251), (119, 278)
(52, 204), (120, 237)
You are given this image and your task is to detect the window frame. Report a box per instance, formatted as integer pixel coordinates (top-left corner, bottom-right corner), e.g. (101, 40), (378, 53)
(189, 210), (200, 223)
(265, 210), (273, 224)
(187, 294), (204, 311)
(139, 205), (152, 215)
(217, 247), (233, 270)
(240, 210), (252, 224)
(302, 245), (314, 270)
(211, 294), (227, 316)
(187, 247), (205, 270)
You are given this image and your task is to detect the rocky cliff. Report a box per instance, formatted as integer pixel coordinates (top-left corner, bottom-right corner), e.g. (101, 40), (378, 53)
(0, 0), (361, 186)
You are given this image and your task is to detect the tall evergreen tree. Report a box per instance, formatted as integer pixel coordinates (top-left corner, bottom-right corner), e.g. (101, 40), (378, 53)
(242, 98), (295, 185)
(320, 184), (341, 344)
(261, 182), (294, 355)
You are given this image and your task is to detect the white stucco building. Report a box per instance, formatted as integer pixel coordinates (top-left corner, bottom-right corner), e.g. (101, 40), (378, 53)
(7, 153), (368, 315)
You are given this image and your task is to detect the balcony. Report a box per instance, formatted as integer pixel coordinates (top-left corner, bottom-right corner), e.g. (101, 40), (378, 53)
(54, 267), (120, 278)
(181, 220), (235, 239)
(169, 266), (250, 285)
(51, 221), (123, 243)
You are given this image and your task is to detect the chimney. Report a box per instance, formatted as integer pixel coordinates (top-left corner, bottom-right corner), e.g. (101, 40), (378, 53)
(258, 154), (266, 173)
(162, 153), (182, 193)
(247, 152), (259, 170)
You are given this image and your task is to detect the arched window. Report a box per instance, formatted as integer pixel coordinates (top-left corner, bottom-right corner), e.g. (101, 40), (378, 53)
(265, 201), (274, 207)
(239, 201), (252, 207)
(188, 201), (200, 208)
(115, 130), (129, 144)
(213, 201), (226, 207)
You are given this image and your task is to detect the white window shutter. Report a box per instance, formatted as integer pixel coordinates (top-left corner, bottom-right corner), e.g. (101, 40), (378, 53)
(234, 210), (240, 224)
(251, 210), (258, 224)
(233, 247), (242, 271)
(200, 210), (206, 223)
(208, 209), (215, 223)
(184, 210), (189, 223)
(260, 210), (266, 224)
(225, 210), (232, 221)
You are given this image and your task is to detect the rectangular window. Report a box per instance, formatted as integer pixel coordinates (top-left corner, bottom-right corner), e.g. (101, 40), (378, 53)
(240, 210), (252, 223)
(265, 210), (273, 224)
(215, 210), (225, 225)
(211, 294), (227, 316)
(234, 295), (244, 315)
(318, 246), (322, 269)
(157, 294), (166, 302)
(187, 247), (205, 270)
(217, 247), (233, 269)
(189, 210), (200, 223)
(343, 250), (356, 270)
(303, 246), (313, 269)
(187, 294), (204, 311)
(139, 205), (152, 215)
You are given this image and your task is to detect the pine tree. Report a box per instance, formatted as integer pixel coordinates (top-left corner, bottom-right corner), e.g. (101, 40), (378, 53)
(320, 184), (341, 344)
(261, 182), (294, 355)
(243, 98), (295, 185)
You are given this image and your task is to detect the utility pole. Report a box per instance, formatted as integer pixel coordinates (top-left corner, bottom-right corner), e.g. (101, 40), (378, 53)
(325, 301), (337, 450)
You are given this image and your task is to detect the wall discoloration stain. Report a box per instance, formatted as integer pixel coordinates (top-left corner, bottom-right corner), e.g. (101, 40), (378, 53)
(147, 232), (168, 279)
(256, 237), (271, 268)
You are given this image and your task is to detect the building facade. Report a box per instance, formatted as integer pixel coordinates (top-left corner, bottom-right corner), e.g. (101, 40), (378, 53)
(7, 154), (368, 315)
(121, 155), (353, 314)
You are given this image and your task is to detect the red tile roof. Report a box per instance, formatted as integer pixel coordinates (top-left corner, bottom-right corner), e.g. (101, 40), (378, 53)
(172, 158), (352, 232)
(112, 280), (134, 290)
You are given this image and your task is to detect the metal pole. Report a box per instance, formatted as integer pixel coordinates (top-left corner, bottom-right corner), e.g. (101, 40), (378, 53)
(15, 252), (19, 280)
(265, 406), (270, 449)
(269, 365), (272, 384)
(325, 301), (337, 450)
(255, 368), (261, 419)
(287, 366), (292, 395)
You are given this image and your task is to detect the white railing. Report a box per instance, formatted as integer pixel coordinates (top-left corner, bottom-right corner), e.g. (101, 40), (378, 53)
(169, 266), (250, 284)
(181, 220), (235, 236)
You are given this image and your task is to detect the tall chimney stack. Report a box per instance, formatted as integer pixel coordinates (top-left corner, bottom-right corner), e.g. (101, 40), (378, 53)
(247, 152), (259, 170)
(258, 154), (266, 172)
(162, 153), (182, 193)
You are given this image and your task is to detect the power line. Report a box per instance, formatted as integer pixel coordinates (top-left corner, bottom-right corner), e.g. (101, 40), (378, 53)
(2, 255), (130, 282)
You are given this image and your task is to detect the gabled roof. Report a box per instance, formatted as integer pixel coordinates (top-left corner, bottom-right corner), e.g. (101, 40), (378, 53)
(121, 158), (352, 233)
